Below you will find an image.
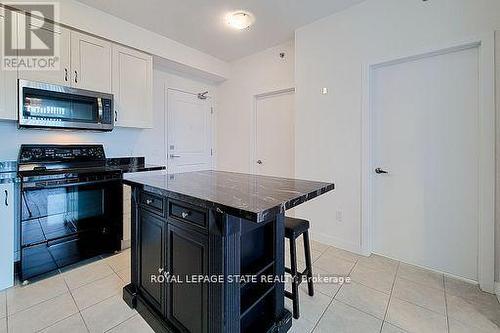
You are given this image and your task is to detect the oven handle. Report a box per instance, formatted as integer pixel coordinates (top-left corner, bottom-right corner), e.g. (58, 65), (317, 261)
(22, 178), (121, 190)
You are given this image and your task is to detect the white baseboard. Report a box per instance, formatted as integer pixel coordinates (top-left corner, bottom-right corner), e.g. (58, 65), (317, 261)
(121, 239), (131, 250)
(309, 232), (365, 256)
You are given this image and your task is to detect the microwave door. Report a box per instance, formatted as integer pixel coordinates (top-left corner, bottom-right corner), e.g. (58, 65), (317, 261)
(18, 80), (114, 131)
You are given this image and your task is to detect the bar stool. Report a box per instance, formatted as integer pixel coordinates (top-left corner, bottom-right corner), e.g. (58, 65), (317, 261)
(284, 216), (314, 319)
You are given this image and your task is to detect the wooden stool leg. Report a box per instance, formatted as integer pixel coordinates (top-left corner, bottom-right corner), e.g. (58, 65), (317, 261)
(290, 237), (300, 319)
(303, 231), (314, 297)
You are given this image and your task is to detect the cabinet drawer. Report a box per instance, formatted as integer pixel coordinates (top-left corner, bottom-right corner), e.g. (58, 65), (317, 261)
(140, 192), (164, 215)
(168, 201), (207, 230)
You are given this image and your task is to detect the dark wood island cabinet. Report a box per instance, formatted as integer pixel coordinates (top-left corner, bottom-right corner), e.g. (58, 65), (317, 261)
(122, 170), (334, 333)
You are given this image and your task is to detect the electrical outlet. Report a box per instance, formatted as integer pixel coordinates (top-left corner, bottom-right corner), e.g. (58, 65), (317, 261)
(336, 209), (343, 222)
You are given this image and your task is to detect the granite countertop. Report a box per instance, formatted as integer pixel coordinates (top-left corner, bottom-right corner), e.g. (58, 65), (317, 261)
(106, 157), (165, 173)
(0, 161), (19, 184)
(124, 170), (334, 222)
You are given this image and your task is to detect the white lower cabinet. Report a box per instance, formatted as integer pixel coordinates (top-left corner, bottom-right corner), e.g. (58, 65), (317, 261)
(0, 183), (14, 291)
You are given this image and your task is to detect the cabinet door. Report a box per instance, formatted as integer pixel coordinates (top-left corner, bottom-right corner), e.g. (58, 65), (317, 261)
(0, 12), (18, 120)
(112, 44), (153, 128)
(17, 15), (71, 86)
(0, 183), (14, 291)
(166, 223), (208, 333)
(138, 208), (165, 314)
(70, 31), (112, 93)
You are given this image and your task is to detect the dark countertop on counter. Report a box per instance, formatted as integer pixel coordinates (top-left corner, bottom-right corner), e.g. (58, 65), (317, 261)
(0, 161), (19, 183)
(106, 157), (165, 173)
(124, 170), (334, 222)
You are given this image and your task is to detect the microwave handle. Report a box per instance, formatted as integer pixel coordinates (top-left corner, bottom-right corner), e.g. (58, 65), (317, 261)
(97, 98), (103, 123)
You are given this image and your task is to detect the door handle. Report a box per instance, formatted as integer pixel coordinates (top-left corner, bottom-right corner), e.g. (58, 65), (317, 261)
(64, 68), (68, 82)
(74, 70), (78, 83)
(4, 190), (8, 206)
(257, 160), (263, 165)
(375, 168), (389, 174)
(114, 111), (118, 122)
(170, 154), (181, 158)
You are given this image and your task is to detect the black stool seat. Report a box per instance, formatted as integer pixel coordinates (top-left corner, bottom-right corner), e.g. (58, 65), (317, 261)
(284, 216), (314, 319)
(285, 217), (310, 238)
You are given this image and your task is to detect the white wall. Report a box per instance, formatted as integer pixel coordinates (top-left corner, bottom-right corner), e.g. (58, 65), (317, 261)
(217, 41), (295, 172)
(0, 68), (217, 165)
(294, 0), (500, 263)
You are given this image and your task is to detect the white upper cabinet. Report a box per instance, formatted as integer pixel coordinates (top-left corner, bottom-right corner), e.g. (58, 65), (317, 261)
(71, 31), (112, 93)
(112, 44), (153, 128)
(0, 10), (18, 120)
(0, 10), (153, 127)
(17, 16), (71, 86)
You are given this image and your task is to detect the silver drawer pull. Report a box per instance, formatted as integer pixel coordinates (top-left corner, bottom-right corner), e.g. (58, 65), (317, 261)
(146, 199), (153, 205)
(181, 211), (189, 218)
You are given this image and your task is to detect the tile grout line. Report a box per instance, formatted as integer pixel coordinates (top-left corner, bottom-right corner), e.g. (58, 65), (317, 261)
(395, 274), (446, 292)
(31, 278), (87, 333)
(63, 277), (91, 333)
(379, 261), (400, 333)
(103, 313), (139, 333)
(309, 257), (359, 333)
(4, 252), (129, 332)
(69, 272), (118, 294)
(5, 254), (123, 319)
(19, 268), (124, 330)
(5, 287), (68, 319)
(5, 291), (9, 333)
(443, 275), (450, 333)
(75, 282), (126, 313)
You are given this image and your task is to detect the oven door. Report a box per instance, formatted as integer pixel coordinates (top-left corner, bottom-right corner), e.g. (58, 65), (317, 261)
(18, 79), (114, 131)
(20, 178), (122, 280)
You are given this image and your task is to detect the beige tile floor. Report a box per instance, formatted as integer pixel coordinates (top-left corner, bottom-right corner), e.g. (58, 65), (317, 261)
(0, 249), (153, 333)
(285, 240), (500, 333)
(1, 242), (499, 332)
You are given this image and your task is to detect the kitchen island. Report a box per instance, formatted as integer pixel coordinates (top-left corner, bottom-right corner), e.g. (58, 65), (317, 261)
(122, 170), (334, 333)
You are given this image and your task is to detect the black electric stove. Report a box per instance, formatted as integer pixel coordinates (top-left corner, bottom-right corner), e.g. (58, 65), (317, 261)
(18, 145), (123, 281)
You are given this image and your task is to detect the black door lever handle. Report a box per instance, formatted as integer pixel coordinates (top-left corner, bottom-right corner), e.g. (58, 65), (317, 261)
(375, 168), (389, 174)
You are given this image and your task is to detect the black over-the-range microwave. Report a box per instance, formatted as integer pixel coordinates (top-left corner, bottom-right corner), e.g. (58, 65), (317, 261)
(18, 79), (114, 131)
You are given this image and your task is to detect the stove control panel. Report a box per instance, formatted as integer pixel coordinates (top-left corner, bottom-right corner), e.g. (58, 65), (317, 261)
(19, 145), (106, 163)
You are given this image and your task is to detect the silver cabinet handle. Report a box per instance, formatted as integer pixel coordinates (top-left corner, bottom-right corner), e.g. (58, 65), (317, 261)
(74, 70), (78, 83)
(4, 190), (8, 207)
(257, 160), (263, 165)
(170, 154), (181, 158)
(64, 68), (68, 82)
(146, 199), (153, 205)
(181, 211), (189, 218)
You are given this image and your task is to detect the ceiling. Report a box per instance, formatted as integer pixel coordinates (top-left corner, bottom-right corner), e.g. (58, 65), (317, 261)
(74, 0), (365, 62)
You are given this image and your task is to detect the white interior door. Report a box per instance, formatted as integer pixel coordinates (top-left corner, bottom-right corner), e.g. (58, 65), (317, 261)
(372, 46), (480, 280)
(255, 90), (295, 178)
(167, 89), (213, 173)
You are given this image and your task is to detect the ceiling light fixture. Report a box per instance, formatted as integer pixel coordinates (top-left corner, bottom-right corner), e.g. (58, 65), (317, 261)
(226, 11), (255, 30)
